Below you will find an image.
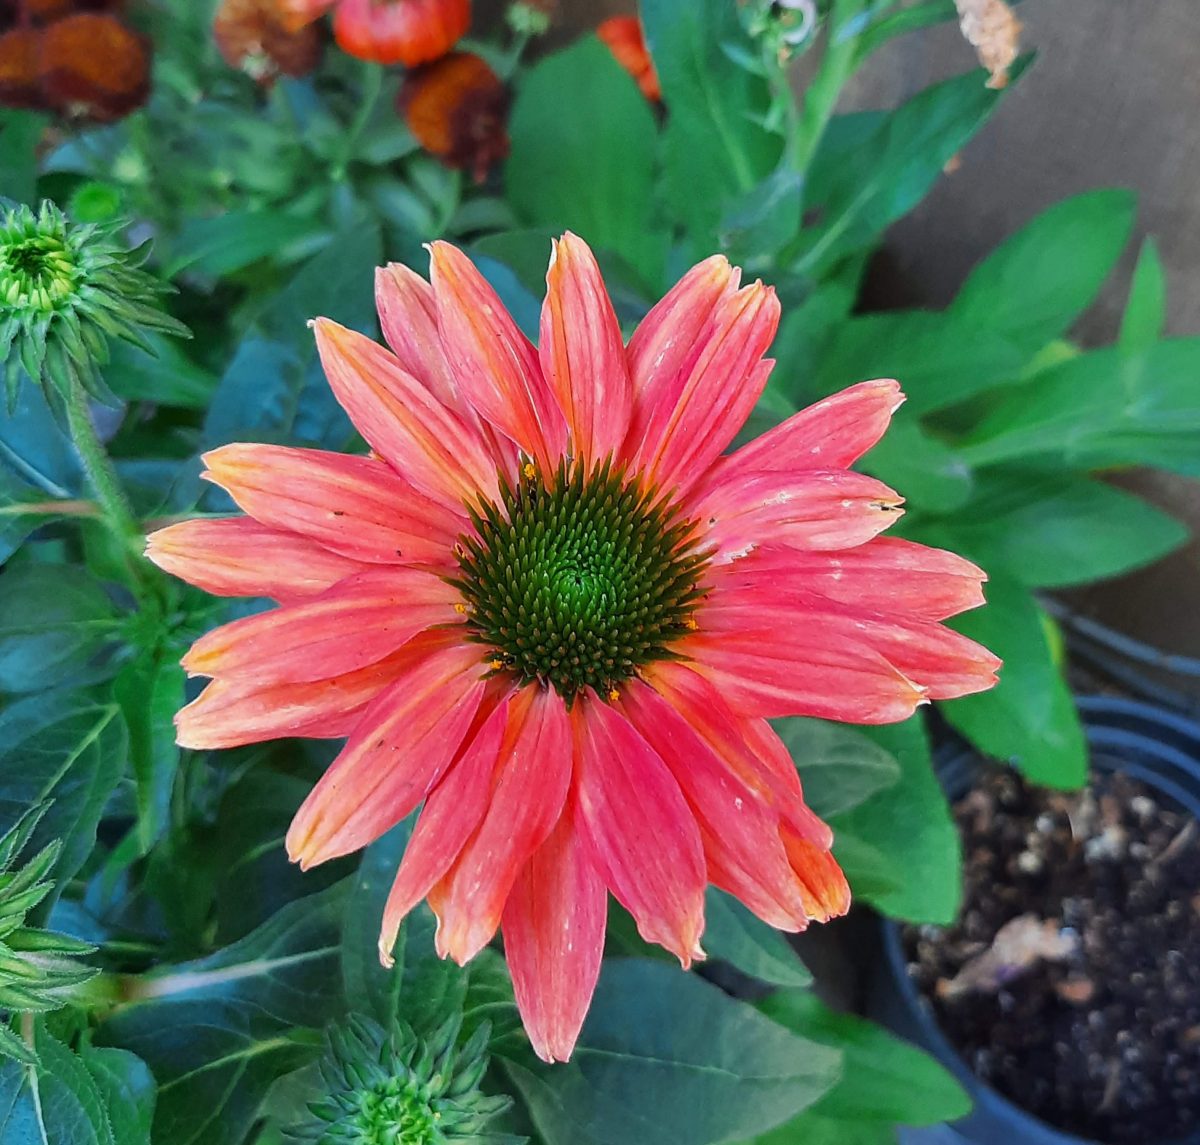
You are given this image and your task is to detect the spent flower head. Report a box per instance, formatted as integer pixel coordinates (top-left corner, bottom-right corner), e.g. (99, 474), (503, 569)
(0, 804), (97, 1064)
(294, 1014), (518, 1144)
(0, 199), (188, 409)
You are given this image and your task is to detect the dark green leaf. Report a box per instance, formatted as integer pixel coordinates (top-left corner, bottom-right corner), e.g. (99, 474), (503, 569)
(774, 719), (901, 820)
(79, 1045), (156, 1145)
(114, 656), (185, 853)
(0, 111), (47, 205)
(941, 576), (1086, 788)
(950, 190), (1136, 357)
(860, 414), (974, 513)
(642, 0), (781, 254)
(506, 959), (841, 1145)
(1119, 237), (1167, 354)
(0, 566), (121, 694)
(797, 62), (1027, 274)
(506, 38), (663, 282)
(165, 210), (327, 278)
(97, 886), (346, 1145)
(910, 473), (1188, 589)
(703, 889), (812, 987)
(0, 688), (126, 889)
(827, 717), (960, 923)
(719, 170), (804, 270)
(733, 1112), (892, 1144)
(104, 337), (217, 410)
(759, 992), (970, 1125)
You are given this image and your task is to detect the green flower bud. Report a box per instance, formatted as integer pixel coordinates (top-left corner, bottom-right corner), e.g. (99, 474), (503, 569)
(0, 199), (188, 411)
(293, 1014), (520, 1145)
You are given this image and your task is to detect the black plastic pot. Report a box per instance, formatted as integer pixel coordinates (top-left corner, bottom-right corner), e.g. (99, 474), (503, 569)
(869, 695), (1200, 1145)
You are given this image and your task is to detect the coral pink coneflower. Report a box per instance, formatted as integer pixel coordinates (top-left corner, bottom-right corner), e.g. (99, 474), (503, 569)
(147, 235), (1000, 1063)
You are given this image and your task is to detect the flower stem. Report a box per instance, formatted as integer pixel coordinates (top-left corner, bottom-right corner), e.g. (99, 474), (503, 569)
(63, 374), (141, 556)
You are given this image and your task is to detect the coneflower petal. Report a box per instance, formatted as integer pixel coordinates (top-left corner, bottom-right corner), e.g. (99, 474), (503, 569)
(429, 686), (572, 965)
(201, 443), (465, 567)
(573, 693), (706, 965)
(503, 806), (607, 1064)
(286, 638), (488, 869)
(375, 262), (462, 410)
(428, 240), (567, 470)
(145, 517), (368, 603)
(539, 233), (632, 464)
(181, 566), (462, 684)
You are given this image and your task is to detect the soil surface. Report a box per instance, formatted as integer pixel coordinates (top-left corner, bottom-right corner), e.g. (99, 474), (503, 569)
(903, 766), (1200, 1143)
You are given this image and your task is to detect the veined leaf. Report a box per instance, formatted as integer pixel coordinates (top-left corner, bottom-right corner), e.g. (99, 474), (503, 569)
(775, 719), (902, 820)
(703, 889), (813, 988)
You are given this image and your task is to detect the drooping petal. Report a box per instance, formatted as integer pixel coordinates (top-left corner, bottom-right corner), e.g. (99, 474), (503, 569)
(145, 517), (368, 602)
(202, 443), (464, 567)
(175, 641), (434, 750)
(428, 686), (573, 964)
(539, 233), (632, 464)
(718, 538), (987, 621)
(623, 255), (739, 464)
(181, 566), (462, 685)
(703, 592), (1001, 701)
(503, 805), (607, 1063)
(641, 661), (832, 848)
(693, 468), (905, 564)
(781, 826), (851, 923)
(375, 262), (461, 409)
(679, 626), (928, 724)
(428, 241), (567, 469)
(313, 318), (502, 508)
(572, 692), (706, 964)
(286, 638), (488, 869)
(720, 379), (905, 476)
(632, 280), (780, 493)
(620, 681), (809, 931)
(378, 696), (512, 966)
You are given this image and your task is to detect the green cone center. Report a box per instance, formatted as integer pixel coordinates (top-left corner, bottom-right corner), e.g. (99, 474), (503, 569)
(453, 460), (710, 702)
(352, 1077), (437, 1144)
(1, 232), (78, 312)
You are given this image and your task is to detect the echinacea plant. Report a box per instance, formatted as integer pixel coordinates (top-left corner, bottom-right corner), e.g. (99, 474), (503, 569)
(147, 234), (1001, 1062)
(293, 1014), (516, 1143)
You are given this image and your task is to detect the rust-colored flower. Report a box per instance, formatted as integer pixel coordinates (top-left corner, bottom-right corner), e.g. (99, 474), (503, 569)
(0, 27), (41, 108)
(38, 12), (149, 120)
(597, 14), (659, 102)
(214, 0), (323, 83)
(399, 51), (509, 183)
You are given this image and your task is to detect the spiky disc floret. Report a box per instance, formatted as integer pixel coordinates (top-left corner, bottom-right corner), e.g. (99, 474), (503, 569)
(0, 200), (188, 410)
(0, 804), (97, 1065)
(293, 1014), (519, 1145)
(451, 459), (711, 703)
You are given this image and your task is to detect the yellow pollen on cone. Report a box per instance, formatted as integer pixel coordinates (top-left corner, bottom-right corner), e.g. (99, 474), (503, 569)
(522, 462), (537, 480)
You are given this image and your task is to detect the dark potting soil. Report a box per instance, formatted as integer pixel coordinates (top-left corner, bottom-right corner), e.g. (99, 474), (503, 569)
(903, 768), (1200, 1143)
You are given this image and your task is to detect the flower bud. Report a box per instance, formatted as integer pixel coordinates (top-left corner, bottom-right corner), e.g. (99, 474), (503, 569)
(333, 0), (470, 67)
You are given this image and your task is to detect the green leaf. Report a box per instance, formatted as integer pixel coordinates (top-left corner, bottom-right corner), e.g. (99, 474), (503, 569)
(641, 0), (781, 254)
(0, 1026), (116, 1145)
(703, 888), (812, 988)
(0, 688), (126, 889)
(797, 62), (1027, 274)
(950, 190), (1136, 358)
(165, 210), (327, 278)
(0, 566), (121, 694)
(759, 992), (970, 1126)
(826, 717), (960, 923)
(719, 170), (804, 271)
(774, 719), (901, 820)
(104, 337), (217, 410)
(0, 111), (47, 205)
(941, 576), (1086, 788)
(114, 655), (185, 853)
(734, 1112), (893, 1144)
(79, 1045), (156, 1145)
(1119, 237), (1167, 354)
(97, 886), (346, 1145)
(341, 819), (467, 1036)
(505, 959), (841, 1145)
(961, 339), (1200, 475)
(911, 473), (1189, 589)
(506, 38), (663, 283)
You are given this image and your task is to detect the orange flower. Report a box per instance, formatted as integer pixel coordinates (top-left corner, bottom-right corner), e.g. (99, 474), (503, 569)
(282, 0), (469, 66)
(399, 51), (509, 183)
(214, 0), (323, 83)
(38, 12), (148, 120)
(151, 236), (1001, 1062)
(597, 14), (659, 102)
(0, 27), (41, 108)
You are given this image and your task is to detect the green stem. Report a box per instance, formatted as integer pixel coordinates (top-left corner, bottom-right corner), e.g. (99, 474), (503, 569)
(333, 62), (385, 180)
(64, 374), (140, 552)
